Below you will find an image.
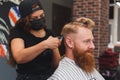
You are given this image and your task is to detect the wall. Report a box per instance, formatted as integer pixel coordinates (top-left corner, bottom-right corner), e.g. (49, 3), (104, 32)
(0, 57), (16, 80)
(41, 0), (73, 29)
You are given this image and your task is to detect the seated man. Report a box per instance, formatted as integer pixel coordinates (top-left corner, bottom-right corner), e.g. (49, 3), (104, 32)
(47, 17), (105, 80)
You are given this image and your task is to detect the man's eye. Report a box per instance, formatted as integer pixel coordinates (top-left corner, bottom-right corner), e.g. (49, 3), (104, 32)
(40, 14), (45, 18)
(84, 40), (91, 44)
(84, 40), (89, 43)
(85, 41), (89, 43)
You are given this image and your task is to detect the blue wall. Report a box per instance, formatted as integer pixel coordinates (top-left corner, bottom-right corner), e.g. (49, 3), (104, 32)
(0, 57), (16, 80)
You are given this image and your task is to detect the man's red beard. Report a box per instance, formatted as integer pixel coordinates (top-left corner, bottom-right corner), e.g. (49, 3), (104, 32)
(73, 46), (95, 73)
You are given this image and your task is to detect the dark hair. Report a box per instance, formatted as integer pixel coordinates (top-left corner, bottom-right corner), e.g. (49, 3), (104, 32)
(7, 47), (16, 67)
(15, 16), (31, 33)
(7, 16), (31, 67)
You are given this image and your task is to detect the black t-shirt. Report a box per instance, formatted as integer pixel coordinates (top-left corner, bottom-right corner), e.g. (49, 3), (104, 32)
(9, 27), (55, 74)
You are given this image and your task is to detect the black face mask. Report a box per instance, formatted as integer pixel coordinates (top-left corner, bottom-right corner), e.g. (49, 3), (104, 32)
(30, 17), (46, 30)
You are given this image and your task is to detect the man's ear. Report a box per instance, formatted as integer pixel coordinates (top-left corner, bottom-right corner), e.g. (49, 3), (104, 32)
(65, 36), (74, 49)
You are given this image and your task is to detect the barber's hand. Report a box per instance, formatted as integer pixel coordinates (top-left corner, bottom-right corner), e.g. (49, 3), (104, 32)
(45, 36), (61, 49)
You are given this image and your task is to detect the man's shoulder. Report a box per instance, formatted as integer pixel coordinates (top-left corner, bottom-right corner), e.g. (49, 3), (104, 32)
(47, 57), (78, 80)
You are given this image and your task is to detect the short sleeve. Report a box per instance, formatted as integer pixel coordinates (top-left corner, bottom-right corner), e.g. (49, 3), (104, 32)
(9, 27), (24, 42)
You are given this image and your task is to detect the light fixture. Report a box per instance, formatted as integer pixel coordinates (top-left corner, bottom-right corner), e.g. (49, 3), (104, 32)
(116, 2), (120, 6)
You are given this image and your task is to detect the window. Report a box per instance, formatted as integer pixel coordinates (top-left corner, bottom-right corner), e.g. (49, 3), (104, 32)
(109, 0), (114, 19)
(112, 2), (120, 44)
(109, 6), (114, 19)
(110, 0), (114, 4)
(117, 8), (120, 41)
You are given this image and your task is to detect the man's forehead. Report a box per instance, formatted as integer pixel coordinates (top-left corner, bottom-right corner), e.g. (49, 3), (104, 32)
(77, 28), (93, 38)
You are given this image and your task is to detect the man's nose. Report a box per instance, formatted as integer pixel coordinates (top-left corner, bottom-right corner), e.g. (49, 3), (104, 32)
(88, 41), (95, 49)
